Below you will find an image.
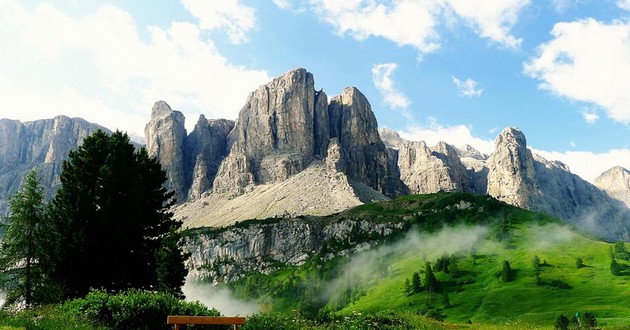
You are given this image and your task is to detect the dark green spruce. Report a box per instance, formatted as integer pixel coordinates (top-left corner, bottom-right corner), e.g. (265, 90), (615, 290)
(47, 130), (186, 299)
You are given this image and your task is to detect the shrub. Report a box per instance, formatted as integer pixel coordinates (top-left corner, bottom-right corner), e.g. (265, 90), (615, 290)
(582, 312), (597, 329)
(554, 314), (569, 330)
(575, 258), (584, 269)
(62, 289), (222, 330)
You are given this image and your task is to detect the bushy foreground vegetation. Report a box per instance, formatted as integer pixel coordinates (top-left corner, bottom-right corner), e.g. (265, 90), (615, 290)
(0, 289), (222, 330)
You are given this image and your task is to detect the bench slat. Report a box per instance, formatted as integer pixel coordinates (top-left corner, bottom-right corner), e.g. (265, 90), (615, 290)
(167, 315), (246, 325)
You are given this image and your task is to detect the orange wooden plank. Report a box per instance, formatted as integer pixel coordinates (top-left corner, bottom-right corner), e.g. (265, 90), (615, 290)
(167, 315), (246, 325)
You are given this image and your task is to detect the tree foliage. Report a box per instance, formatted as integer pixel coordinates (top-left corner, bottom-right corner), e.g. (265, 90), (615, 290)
(0, 170), (55, 308)
(423, 262), (438, 293)
(575, 257), (584, 269)
(500, 260), (513, 282)
(411, 272), (421, 293)
(610, 259), (621, 276)
(47, 130), (186, 299)
(554, 314), (569, 330)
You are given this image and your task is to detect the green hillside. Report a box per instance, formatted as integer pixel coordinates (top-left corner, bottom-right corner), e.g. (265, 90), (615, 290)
(220, 193), (630, 329)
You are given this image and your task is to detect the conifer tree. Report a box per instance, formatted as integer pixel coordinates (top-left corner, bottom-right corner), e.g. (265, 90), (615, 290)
(0, 170), (54, 307)
(424, 262), (438, 293)
(48, 130), (186, 299)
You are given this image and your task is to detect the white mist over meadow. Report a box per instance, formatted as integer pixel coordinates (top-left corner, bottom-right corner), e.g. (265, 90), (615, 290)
(182, 278), (259, 316)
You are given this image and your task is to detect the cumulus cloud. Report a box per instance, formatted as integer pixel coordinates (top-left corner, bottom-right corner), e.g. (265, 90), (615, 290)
(0, 1), (270, 141)
(452, 76), (483, 97)
(618, 0), (630, 11)
(308, 0), (528, 53)
(181, 0), (256, 44)
(524, 18), (630, 124)
(371, 63), (411, 114)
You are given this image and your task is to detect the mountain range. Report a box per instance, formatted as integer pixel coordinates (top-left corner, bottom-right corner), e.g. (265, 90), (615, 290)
(0, 68), (628, 242)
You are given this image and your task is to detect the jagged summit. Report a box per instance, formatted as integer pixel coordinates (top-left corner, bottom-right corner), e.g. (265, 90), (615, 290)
(149, 68), (628, 240)
(1, 68), (627, 241)
(595, 166), (630, 208)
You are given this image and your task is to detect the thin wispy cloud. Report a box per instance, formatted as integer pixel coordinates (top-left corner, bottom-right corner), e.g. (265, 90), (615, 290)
(372, 63), (412, 116)
(452, 76), (483, 97)
(582, 110), (599, 124)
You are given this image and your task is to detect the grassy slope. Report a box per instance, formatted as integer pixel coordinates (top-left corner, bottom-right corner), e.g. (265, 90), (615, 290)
(224, 193), (630, 329)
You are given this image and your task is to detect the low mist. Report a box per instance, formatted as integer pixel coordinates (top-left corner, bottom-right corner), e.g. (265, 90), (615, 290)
(182, 279), (259, 316)
(324, 225), (489, 306)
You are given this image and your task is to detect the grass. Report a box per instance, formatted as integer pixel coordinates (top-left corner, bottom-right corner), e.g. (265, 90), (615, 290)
(222, 193), (630, 329)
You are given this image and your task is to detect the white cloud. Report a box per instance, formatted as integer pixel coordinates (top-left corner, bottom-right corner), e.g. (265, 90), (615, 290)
(452, 76), (483, 97)
(533, 149), (630, 183)
(617, 0), (630, 11)
(371, 63), (411, 113)
(581, 110), (599, 124)
(525, 18), (630, 124)
(272, 0), (292, 9)
(308, 0), (528, 53)
(181, 0), (256, 44)
(398, 120), (495, 154)
(0, 1), (270, 141)
(445, 0), (529, 49)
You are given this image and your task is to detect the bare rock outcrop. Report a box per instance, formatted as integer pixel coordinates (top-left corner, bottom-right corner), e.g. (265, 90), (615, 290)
(594, 166), (630, 208)
(213, 68), (325, 195)
(185, 116), (234, 199)
(329, 87), (404, 197)
(486, 127), (541, 209)
(0, 116), (108, 214)
(145, 101), (187, 202)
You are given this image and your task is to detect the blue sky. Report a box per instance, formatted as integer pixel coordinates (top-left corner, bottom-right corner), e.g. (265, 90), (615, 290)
(1, 0), (630, 182)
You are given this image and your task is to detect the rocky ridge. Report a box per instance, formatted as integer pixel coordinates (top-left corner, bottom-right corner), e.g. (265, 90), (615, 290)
(0, 116), (109, 215)
(594, 166), (630, 208)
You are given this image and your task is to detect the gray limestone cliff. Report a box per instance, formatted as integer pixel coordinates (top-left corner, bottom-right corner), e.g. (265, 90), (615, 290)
(328, 87), (404, 197)
(145, 101), (188, 203)
(184, 218), (405, 283)
(0, 116), (108, 214)
(594, 166), (630, 208)
(486, 127), (542, 209)
(213, 68), (326, 195)
(211, 68), (402, 198)
(184, 116), (234, 199)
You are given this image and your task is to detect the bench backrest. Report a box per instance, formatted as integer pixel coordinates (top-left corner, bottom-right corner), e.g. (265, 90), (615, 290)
(167, 315), (247, 325)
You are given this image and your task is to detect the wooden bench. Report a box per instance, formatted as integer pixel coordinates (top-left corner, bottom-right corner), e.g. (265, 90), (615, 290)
(167, 315), (246, 330)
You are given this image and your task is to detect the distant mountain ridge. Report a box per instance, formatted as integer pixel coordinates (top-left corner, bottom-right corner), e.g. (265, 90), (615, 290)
(0, 116), (109, 215)
(0, 68), (628, 241)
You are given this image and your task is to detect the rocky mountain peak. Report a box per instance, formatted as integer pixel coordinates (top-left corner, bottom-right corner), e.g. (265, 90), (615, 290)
(594, 166), (630, 208)
(486, 126), (539, 209)
(145, 100), (187, 202)
(379, 127), (404, 149)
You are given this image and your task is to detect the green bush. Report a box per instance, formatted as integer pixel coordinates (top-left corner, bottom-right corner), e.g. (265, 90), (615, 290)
(62, 289), (223, 330)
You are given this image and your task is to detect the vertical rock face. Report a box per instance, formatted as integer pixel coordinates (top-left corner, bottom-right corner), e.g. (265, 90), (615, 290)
(328, 87), (403, 197)
(594, 166), (630, 208)
(213, 68), (325, 195)
(145, 101), (187, 203)
(396, 140), (471, 194)
(0, 116), (108, 215)
(185, 116), (235, 199)
(486, 127), (541, 209)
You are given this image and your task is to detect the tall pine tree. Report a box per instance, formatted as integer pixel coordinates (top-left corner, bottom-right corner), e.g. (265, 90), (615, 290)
(0, 170), (54, 308)
(48, 130), (186, 299)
